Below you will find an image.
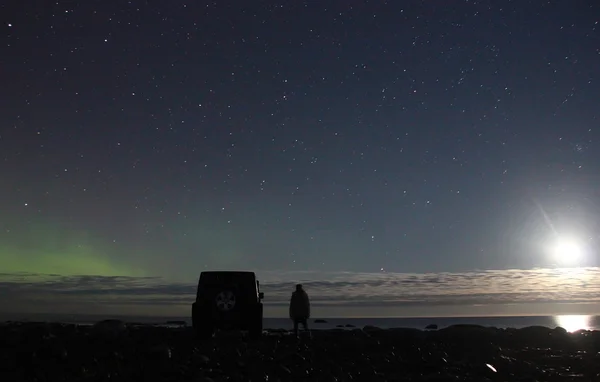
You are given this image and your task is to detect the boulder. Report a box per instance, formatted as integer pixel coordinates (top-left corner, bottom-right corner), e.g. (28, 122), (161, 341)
(92, 319), (127, 338)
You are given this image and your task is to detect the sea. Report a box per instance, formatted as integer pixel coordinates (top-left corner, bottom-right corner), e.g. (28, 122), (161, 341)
(2, 313), (599, 332)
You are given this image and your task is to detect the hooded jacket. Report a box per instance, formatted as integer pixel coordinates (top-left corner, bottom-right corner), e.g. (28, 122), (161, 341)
(289, 288), (310, 319)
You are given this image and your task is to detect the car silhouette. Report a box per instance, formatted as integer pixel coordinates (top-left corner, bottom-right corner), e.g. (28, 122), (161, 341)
(191, 271), (264, 338)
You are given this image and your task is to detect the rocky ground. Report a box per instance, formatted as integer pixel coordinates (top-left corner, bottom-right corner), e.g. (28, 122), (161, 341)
(1, 320), (600, 381)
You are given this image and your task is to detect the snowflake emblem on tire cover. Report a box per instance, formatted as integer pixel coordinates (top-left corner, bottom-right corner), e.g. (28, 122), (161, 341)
(215, 291), (236, 311)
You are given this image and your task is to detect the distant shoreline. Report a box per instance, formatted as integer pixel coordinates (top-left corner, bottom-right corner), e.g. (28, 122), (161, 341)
(2, 313), (599, 331)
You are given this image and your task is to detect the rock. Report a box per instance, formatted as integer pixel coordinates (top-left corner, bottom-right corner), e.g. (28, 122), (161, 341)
(388, 327), (427, 339)
(195, 354), (210, 364)
(92, 319), (127, 337)
(436, 324), (496, 338)
(279, 365), (292, 374)
(0, 320), (598, 381)
(517, 325), (554, 336)
(166, 320), (187, 326)
(145, 344), (172, 360)
(267, 328), (288, 334)
(425, 324), (438, 330)
(344, 324), (355, 328)
(553, 326), (567, 335)
(314, 319), (327, 323)
(37, 341), (69, 361)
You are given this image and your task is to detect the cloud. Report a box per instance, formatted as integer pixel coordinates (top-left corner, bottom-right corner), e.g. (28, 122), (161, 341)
(1, 267), (599, 316)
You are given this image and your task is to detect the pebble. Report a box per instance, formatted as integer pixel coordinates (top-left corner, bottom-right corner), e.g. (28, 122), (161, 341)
(0, 321), (599, 381)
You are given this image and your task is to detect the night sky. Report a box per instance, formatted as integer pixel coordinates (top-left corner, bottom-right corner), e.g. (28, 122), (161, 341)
(1, 1), (600, 318)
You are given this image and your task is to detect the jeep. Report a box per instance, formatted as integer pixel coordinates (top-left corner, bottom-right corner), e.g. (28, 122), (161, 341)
(191, 271), (264, 338)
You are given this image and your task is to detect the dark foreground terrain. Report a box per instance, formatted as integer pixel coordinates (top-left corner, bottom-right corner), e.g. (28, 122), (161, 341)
(1, 321), (600, 382)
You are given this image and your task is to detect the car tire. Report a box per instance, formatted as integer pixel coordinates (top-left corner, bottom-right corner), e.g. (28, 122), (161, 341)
(196, 324), (214, 339)
(249, 305), (263, 339)
(192, 307), (214, 339)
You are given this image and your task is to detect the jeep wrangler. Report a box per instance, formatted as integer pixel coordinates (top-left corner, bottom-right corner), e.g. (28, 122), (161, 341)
(191, 271), (264, 339)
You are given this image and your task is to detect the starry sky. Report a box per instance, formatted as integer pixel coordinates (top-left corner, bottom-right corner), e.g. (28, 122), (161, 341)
(1, 1), (600, 318)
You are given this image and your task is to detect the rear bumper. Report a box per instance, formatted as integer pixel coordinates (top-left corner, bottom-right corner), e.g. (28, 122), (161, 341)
(192, 302), (263, 329)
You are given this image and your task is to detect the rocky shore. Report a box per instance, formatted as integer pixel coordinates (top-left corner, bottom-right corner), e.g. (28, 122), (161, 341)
(1, 321), (599, 381)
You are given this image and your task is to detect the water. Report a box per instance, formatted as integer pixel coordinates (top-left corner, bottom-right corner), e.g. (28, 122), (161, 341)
(3, 313), (599, 332)
(266, 315), (600, 332)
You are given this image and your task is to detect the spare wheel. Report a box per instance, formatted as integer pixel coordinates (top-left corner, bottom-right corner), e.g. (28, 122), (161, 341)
(215, 290), (236, 312)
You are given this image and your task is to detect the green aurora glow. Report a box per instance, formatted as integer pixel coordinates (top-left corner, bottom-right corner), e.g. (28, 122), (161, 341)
(0, 221), (147, 277)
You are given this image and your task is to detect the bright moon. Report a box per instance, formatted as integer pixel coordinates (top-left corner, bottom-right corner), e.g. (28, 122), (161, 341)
(551, 238), (583, 265)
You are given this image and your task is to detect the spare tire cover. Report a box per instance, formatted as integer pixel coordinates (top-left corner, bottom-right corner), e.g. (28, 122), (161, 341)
(215, 290), (236, 312)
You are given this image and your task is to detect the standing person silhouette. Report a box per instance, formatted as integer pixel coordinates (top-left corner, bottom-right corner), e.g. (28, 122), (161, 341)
(289, 284), (311, 338)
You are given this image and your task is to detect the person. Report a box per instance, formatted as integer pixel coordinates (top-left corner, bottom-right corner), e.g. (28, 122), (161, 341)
(289, 283), (311, 338)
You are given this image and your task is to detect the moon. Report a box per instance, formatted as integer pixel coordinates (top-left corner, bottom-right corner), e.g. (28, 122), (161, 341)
(551, 237), (584, 266)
